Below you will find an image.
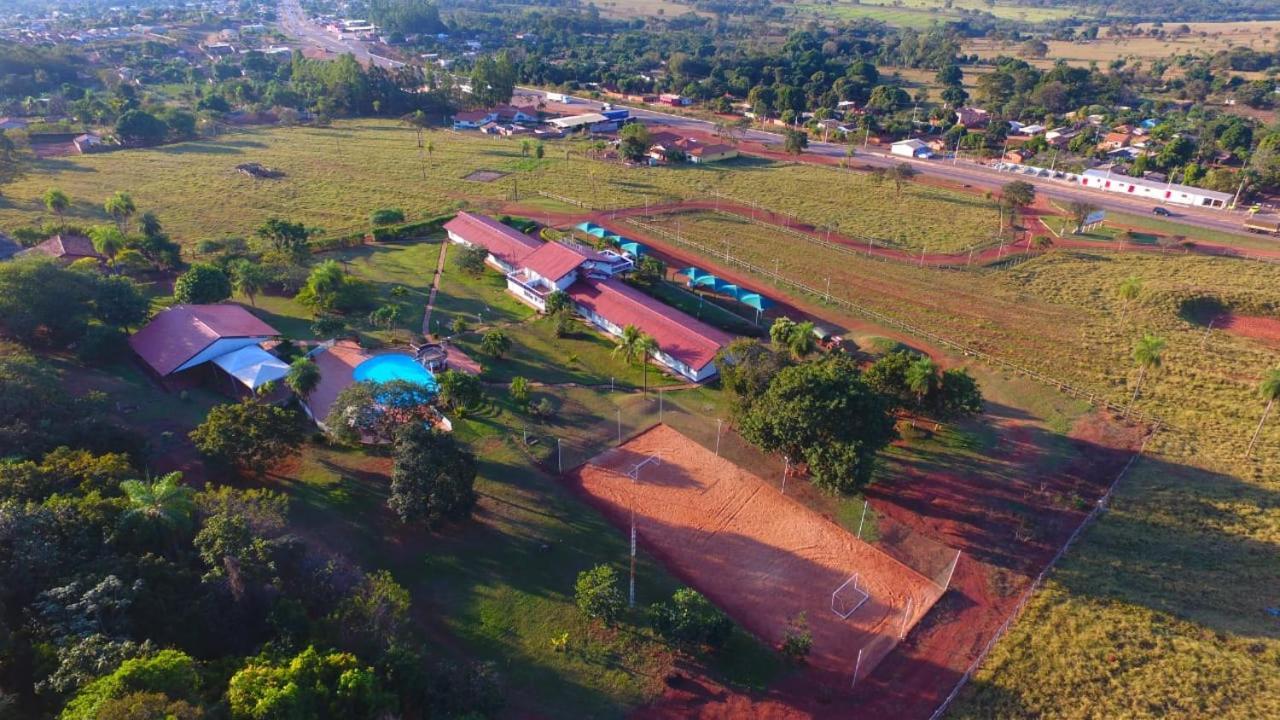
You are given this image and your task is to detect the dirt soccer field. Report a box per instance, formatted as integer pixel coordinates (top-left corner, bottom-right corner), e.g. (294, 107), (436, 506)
(570, 424), (946, 685)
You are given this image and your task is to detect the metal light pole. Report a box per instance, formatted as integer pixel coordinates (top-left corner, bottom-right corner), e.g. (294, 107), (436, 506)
(715, 418), (723, 456)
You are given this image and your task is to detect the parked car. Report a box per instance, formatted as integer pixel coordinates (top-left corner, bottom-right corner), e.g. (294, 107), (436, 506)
(1152, 206), (1172, 216)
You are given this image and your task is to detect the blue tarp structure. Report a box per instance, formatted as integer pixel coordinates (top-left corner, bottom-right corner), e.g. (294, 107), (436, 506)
(679, 266), (775, 320)
(691, 275), (718, 288)
(587, 227), (608, 239)
(739, 293), (773, 311)
(619, 241), (645, 257)
(605, 233), (625, 245)
(575, 222), (599, 233)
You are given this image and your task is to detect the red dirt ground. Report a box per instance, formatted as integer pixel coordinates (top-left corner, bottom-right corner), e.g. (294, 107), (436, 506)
(570, 425), (944, 690)
(1217, 313), (1280, 348)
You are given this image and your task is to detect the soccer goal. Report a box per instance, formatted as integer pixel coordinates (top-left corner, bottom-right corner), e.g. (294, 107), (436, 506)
(831, 573), (870, 619)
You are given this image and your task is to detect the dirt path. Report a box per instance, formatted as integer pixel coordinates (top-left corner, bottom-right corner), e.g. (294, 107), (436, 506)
(421, 241), (448, 338)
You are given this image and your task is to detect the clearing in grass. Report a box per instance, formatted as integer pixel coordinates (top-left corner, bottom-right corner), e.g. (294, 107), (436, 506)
(569, 424), (946, 686)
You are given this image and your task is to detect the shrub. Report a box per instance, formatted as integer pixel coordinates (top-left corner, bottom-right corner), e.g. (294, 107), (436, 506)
(649, 588), (733, 650)
(173, 263), (231, 304)
(575, 565), (625, 626)
(370, 208), (406, 226)
(77, 325), (127, 363)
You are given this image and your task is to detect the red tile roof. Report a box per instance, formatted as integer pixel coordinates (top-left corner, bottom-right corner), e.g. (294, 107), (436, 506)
(453, 109), (492, 122)
(567, 278), (732, 372)
(129, 304), (279, 376)
(521, 242), (589, 281)
(19, 234), (102, 261)
(444, 212), (541, 267)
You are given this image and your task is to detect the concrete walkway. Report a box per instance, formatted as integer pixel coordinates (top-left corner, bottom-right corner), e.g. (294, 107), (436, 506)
(421, 241), (448, 338)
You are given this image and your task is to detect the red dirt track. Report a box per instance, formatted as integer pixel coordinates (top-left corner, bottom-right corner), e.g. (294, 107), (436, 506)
(1218, 313), (1280, 348)
(569, 425), (944, 689)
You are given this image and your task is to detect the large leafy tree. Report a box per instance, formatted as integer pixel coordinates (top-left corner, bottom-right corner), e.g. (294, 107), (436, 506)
(325, 380), (438, 444)
(115, 109), (168, 146)
(93, 275), (149, 330)
(189, 400), (305, 475)
(716, 338), (789, 416)
(0, 259), (97, 346)
(618, 123), (652, 162)
(255, 217), (312, 260)
(740, 354), (896, 494)
(389, 424), (477, 526)
(61, 650), (202, 720)
(227, 646), (390, 720)
(436, 370), (483, 412)
(173, 263), (231, 304)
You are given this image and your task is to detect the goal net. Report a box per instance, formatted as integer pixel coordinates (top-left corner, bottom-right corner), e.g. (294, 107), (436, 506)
(831, 573), (870, 619)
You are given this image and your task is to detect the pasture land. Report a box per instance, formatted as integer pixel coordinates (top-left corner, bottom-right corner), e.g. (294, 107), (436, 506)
(793, 0), (1074, 28)
(628, 209), (1280, 470)
(0, 120), (1002, 254)
(967, 22), (1280, 69)
(610, 208), (1280, 717)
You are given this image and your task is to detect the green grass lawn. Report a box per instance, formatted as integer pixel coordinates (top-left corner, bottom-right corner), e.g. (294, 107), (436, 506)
(244, 239), (443, 344)
(280, 385), (784, 718)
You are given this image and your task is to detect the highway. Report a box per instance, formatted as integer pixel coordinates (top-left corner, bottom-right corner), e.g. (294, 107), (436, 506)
(516, 88), (1263, 240)
(276, 0), (1265, 242)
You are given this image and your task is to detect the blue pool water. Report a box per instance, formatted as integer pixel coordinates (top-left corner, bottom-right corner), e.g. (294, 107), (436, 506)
(353, 353), (439, 392)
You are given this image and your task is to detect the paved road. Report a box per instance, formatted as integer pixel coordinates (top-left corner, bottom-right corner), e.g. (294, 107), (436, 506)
(277, 0), (403, 68)
(514, 88), (1267, 240)
(276, 4), (1264, 242)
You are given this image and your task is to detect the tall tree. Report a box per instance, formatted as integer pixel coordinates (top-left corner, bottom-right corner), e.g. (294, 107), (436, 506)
(285, 357), (321, 401)
(1246, 368), (1280, 457)
(230, 259), (270, 307)
(117, 472), (196, 552)
(1129, 334), (1167, 413)
(1116, 275), (1143, 321)
(389, 424), (477, 526)
(189, 400), (305, 475)
(103, 191), (136, 231)
(44, 187), (70, 217)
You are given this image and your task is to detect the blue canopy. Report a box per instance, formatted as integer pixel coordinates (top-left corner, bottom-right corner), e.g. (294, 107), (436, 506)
(739, 293), (773, 311)
(587, 227), (608, 239)
(619, 241), (645, 257)
(604, 233), (625, 245)
(691, 274), (719, 288)
(575, 222), (600, 232)
(716, 282), (742, 299)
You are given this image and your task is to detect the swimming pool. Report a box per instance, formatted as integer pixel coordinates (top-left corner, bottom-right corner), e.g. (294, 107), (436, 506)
(352, 353), (439, 392)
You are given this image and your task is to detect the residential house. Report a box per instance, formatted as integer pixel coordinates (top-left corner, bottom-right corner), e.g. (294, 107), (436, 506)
(74, 133), (103, 153)
(452, 109), (496, 130)
(955, 107), (990, 128)
(1079, 168), (1233, 209)
(16, 234), (104, 265)
(129, 304), (286, 392)
(1098, 130), (1132, 151)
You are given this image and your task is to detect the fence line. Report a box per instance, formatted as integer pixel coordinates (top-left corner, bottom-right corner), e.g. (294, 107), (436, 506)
(926, 431), (1153, 720)
(624, 216), (1175, 432)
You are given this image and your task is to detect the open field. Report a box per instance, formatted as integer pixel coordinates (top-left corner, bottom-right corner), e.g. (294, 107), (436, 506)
(967, 22), (1280, 69)
(0, 120), (1004, 253)
(591, 208), (1280, 717)
(624, 209), (1280, 469)
(571, 424), (944, 687)
(794, 0), (1074, 28)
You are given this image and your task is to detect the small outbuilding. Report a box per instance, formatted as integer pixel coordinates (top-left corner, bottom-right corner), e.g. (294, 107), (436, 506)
(890, 139), (932, 159)
(129, 304), (281, 391)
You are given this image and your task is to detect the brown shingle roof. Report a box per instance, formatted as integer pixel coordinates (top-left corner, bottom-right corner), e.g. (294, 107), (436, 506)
(129, 304), (279, 376)
(18, 234), (102, 261)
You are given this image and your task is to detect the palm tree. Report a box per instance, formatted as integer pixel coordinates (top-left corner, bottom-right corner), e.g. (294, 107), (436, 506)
(786, 321), (817, 360)
(231, 260), (269, 307)
(119, 473), (196, 552)
(905, 357), (940, 408)
(1246, 368), (1280, 457)
(104, 191), (136, 232)
(1116, 275), (1142, 322)
(286, 357), (321, 401)
(1129, 334), (1167, 414)
(613, 324), (645, 366)
(636, 334), (658, 394)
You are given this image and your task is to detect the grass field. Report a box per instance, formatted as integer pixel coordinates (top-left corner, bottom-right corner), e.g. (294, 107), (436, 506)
(626, 208), (1280, 717)
(0, 120), (1004, 253)
(793, 0), (1074, 28)
(966, 22), (1280, 70)
(637, 210), (1280, 469)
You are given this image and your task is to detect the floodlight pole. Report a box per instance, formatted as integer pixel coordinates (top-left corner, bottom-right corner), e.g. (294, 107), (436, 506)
(715, 418), (723, 456)
(857, 500), (868, 538)
(782, 456), (790, 494)
(851, 648), (864, 690)
(942, 549), (961, 593)
(617, 408), (622, 444)
(557, 438), (562, 474)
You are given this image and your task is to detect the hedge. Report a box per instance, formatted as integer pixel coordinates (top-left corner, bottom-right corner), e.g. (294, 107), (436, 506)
(370, 213), (454, 243)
